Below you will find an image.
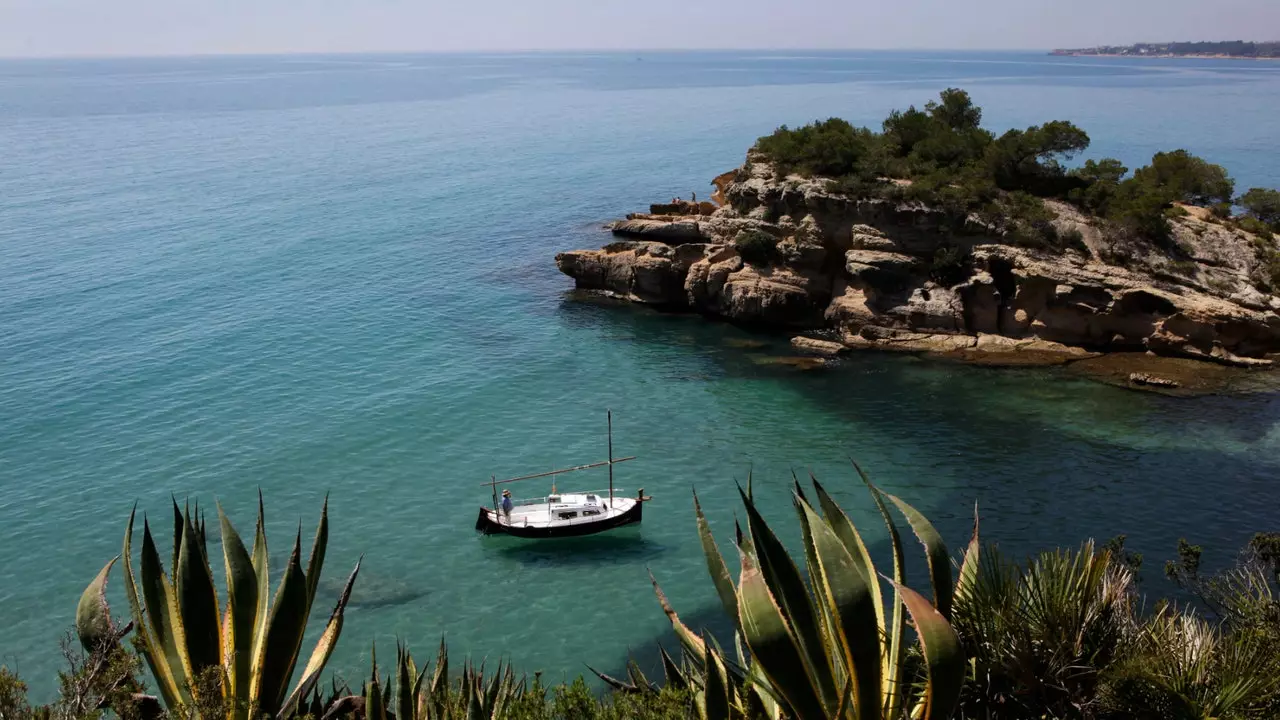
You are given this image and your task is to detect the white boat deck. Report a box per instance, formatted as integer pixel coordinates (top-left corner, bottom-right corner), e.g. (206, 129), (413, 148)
(485, 491), (638, 530)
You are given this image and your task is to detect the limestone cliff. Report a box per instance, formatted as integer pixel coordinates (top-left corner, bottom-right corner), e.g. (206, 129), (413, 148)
(556, 155), (1280, 368)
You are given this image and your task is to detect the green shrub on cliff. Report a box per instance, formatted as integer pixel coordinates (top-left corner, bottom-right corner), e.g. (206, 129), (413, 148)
(754, 117), (877, 178)
(1240, 188), (1280, 230)
(985, 120), (1091, 195)
(1131, 150), (1235, 207)
(752, 91), (1274, 253)
(733, 228), (781, 266)
(1070, 158), (1130, 215)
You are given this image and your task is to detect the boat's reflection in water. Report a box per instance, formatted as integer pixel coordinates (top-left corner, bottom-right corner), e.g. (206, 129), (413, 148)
(482, 527), (665, 567)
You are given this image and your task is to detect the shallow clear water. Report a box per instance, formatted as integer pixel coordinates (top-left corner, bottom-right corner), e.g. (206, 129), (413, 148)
(3, 51), (1280, 696)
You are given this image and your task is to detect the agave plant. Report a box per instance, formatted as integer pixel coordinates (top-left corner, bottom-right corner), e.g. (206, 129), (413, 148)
(651, 465), (977, 720)
(354, 640), (528, 720)
(79, 495), (361, 720)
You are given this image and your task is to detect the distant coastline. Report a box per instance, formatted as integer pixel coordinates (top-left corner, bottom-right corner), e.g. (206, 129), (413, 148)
(1051, 41), (1280, 60)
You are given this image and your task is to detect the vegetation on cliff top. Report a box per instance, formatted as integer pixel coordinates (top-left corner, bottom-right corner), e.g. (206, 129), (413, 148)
(751, 89), (1280, 256)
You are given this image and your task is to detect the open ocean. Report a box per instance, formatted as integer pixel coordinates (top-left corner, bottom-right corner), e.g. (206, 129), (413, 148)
(3, 50), (1280, 697)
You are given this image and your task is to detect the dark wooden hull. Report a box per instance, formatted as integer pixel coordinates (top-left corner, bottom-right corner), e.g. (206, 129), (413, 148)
(475, 501), (643, 538)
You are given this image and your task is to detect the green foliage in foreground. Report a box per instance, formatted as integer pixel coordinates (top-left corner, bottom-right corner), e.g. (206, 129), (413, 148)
(77, 497), (361, 720)
(4, 478), (1280, 720)
(646, 467), (973, 719)
(751, 88), (1277, 247)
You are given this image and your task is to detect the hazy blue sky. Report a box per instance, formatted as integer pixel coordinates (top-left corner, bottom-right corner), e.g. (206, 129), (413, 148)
(4, 0), (1279, 58)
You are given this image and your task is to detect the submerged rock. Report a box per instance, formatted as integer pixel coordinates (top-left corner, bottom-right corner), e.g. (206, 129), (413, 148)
(750, 355), (829, 370)
(791, 336), (847, 356)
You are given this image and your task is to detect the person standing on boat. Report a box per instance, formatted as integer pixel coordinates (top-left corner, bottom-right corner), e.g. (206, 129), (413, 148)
(500, 489), (513, 520)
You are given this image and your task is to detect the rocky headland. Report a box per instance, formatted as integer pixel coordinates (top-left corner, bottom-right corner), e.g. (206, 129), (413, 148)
(555, 93), (1280, 393)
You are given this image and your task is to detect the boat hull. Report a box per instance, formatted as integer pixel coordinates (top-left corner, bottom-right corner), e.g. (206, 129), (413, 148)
(475, 499), (643, 538)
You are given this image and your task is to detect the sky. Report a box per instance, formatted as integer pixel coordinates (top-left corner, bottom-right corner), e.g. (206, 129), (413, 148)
(3, 0), (1279, 58)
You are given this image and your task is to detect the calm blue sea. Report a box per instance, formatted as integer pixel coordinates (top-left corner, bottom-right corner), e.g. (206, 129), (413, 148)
(3, 51), (1280, 697)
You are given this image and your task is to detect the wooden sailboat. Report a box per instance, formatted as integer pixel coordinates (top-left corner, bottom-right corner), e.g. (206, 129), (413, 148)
(474, 412), (650, 538)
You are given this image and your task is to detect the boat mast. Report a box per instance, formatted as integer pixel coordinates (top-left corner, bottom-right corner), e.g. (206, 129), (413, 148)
(607, 409), (614, 506)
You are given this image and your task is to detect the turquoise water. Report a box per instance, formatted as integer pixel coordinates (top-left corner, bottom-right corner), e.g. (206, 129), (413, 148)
(4, 51), (1280, 696)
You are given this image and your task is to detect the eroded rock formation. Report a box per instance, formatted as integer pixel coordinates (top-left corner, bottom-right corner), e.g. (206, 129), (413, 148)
(556, 155), (1280, 368)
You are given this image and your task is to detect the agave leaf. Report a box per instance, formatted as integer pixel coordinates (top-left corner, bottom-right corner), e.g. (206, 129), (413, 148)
(254, 531), (311, 715)
(140, 517), (193, 706)
(746, 660), (784, 720)
(304, 495), (329, 616)
(658, 645), (688, 691)
(366, 657), (387, 720)
(798, 498), (882, 720)
(176, 508), (222, 692)
(77, 557), (119, 652)
(277, 559), (362, 719)
(650, 570), (708, 660)
(590, 665), (639, 694)
(734, 518), (755, 559)
(219, 505), (258, 720)
(854, 462), (907, 717)
(703, 641), (732, 720)
(395, 643), (413, 720)
(695, 492), (741, 631)
(625, 658), (650, 690)
(812, 480), (886, 647)
(739, 485), (838, 711)
(466, 665), (483, 720)
(123, 509), (184, 709)
(890, 580), (964, 720)
(484, 662), (502, 711)
(955, 504), (981, 604)
(885, 493), (953, 621)
(249, 493), (271, 678)
(414, 652), (430, 720)
(835, 676), (854, 720)
(794, 495), (837, 689)
(429, 637), (449, 719)
(171, 500), (183, 581)
(737, 549), (826, 720)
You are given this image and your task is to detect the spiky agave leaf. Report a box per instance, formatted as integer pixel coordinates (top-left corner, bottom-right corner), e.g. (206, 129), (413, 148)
(854, 461), (909, 717)
(955, 503), (981, 605)
(140, 515), (193, 706)
(796, 497), (882, 719)
(885, 492), (954, 621)
(695, 491), (740, 631)
(658, 645), (689, 691)
(365, 647), (387, 720)
(738, 485), (839, 711)
(701, 641), (733, 720)
(890, 579), (965, 719)
(76, 556), (120, 652)
(278, 558), (362, 720)
(122, 509), (185, 709)
(650, 569), (709, 663)
(253, 531), (310, 715)
(811, 478), (886, 654)
(218, 505), (258, 720)
(736, 547), (825, 720)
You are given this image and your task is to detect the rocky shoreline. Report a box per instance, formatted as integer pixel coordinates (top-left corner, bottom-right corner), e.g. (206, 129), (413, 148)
(556, 155), (1280, 394)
